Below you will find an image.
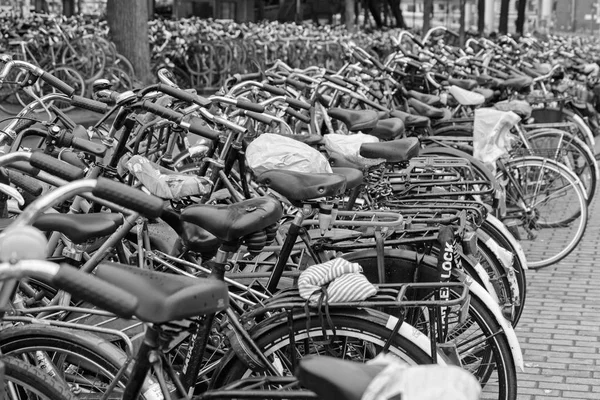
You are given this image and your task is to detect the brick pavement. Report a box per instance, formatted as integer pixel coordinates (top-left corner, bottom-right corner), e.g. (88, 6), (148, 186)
(515, 188), (600, 399)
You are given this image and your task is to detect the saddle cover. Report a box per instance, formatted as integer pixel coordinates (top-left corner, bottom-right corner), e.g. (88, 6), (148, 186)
(473, 108), (520, 171)
(246, 133), (332, 174)
(362, 354), (481, 400)
(324, 133), (385, 167)
(125, 155), (212, 200)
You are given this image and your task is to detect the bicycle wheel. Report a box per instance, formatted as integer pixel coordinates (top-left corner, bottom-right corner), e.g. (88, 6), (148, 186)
(0, 324), (139, 399)
(211, 313), (433, 389)
(104, 66), (134, 93)
(343, 249), (517, 400)
(2, 356), (77, 399)
(60, 38), (107, 83)
(523, 129), (597, 204)
(498, 156), (588, 268)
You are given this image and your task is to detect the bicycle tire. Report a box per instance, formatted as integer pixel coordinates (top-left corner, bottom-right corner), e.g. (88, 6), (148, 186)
(0, 324), (147, 399)
(2, 356), (78, 399)
(498, 156), (588, 268)
(60, 37), (106, 83)
(211, 313), (434, 389)
(524, 129), (597, 204)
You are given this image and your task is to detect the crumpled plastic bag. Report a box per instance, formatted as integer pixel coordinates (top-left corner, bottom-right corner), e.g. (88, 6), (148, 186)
(323, 133), (385, 167)
(473, 108), (520, 171)
(124, 155), (212, 199)
(298, 258), (377, 305)
(246, 133), (332, 175)
(362, 353), (481, 400)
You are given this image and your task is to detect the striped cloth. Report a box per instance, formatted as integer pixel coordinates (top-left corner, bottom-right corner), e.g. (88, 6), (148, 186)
(298, 258), (377, 305)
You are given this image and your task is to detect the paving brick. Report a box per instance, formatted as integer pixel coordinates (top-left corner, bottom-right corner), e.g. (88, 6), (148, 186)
(515, 188), (600, 399)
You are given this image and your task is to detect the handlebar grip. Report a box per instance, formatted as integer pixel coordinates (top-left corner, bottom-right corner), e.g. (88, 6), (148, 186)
(244, 110), (274, 125)
(52, 264), (138, 318)
(285, 78), (307, 90)
(371, 57), (386, 71)
(234, 72), (263, 82)
(284, 107), (310, 124)
(406, 59), (423, 69)
(186, 116), (221, 141)
(58, 132), (107, 157)
(359, 67), (377, 78)
(434, 72), (449, 82)
(157, 84), (211, 107)
(71, 95), (109, 114)
(11, 117), (38, 137)
(40, 72), (75, 96)
(139, 100), (183, 123)
(324, 75), (348, 87)
(71, 136), (107, 157)
(55, 149), (87, 170)
(6, 169), (42, 196)
(285, 97), (311, 110)
(262, 84), (287, 96)
(236, 99), (265, 113)
(9, 161), (40, 177)
(29, 151), (85, 181)
(412, 37), (425, 48)
(92, 177), (164, 218)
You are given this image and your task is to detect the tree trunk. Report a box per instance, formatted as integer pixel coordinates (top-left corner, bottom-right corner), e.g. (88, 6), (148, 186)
(367, 0), (383, 28)
(63, 0), (74, 16)
(345, 0), (356, 31)
(477, 0), (485, 34)
(423, 0), (433, 35)
(499, 0), (510, 34)
(458, 0), (466, 47)
(388, 0), (406, 28)
(515, 0), (527, 34)
(107, 0), (152, 84)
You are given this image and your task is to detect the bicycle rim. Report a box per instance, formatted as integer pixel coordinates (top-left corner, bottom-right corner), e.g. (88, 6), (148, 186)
(524, 130), (597, 204)
(499, 156), (588, 268)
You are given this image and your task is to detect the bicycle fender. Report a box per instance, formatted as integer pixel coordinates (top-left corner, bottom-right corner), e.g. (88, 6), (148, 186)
(470, 258), (501, 304)
(476, 229), (520, 306)
(456, 271), (525, 372)
(243, 307), (446, 364)
(485, 214), (528, 271)
(570, 112), (595, 148)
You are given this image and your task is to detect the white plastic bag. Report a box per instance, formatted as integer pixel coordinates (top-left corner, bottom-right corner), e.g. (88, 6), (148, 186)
(473, 108), (520, 171)
(324, 133), (385, 167)
(246, 133), (332, 175)
(362, 354), (481, 400)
